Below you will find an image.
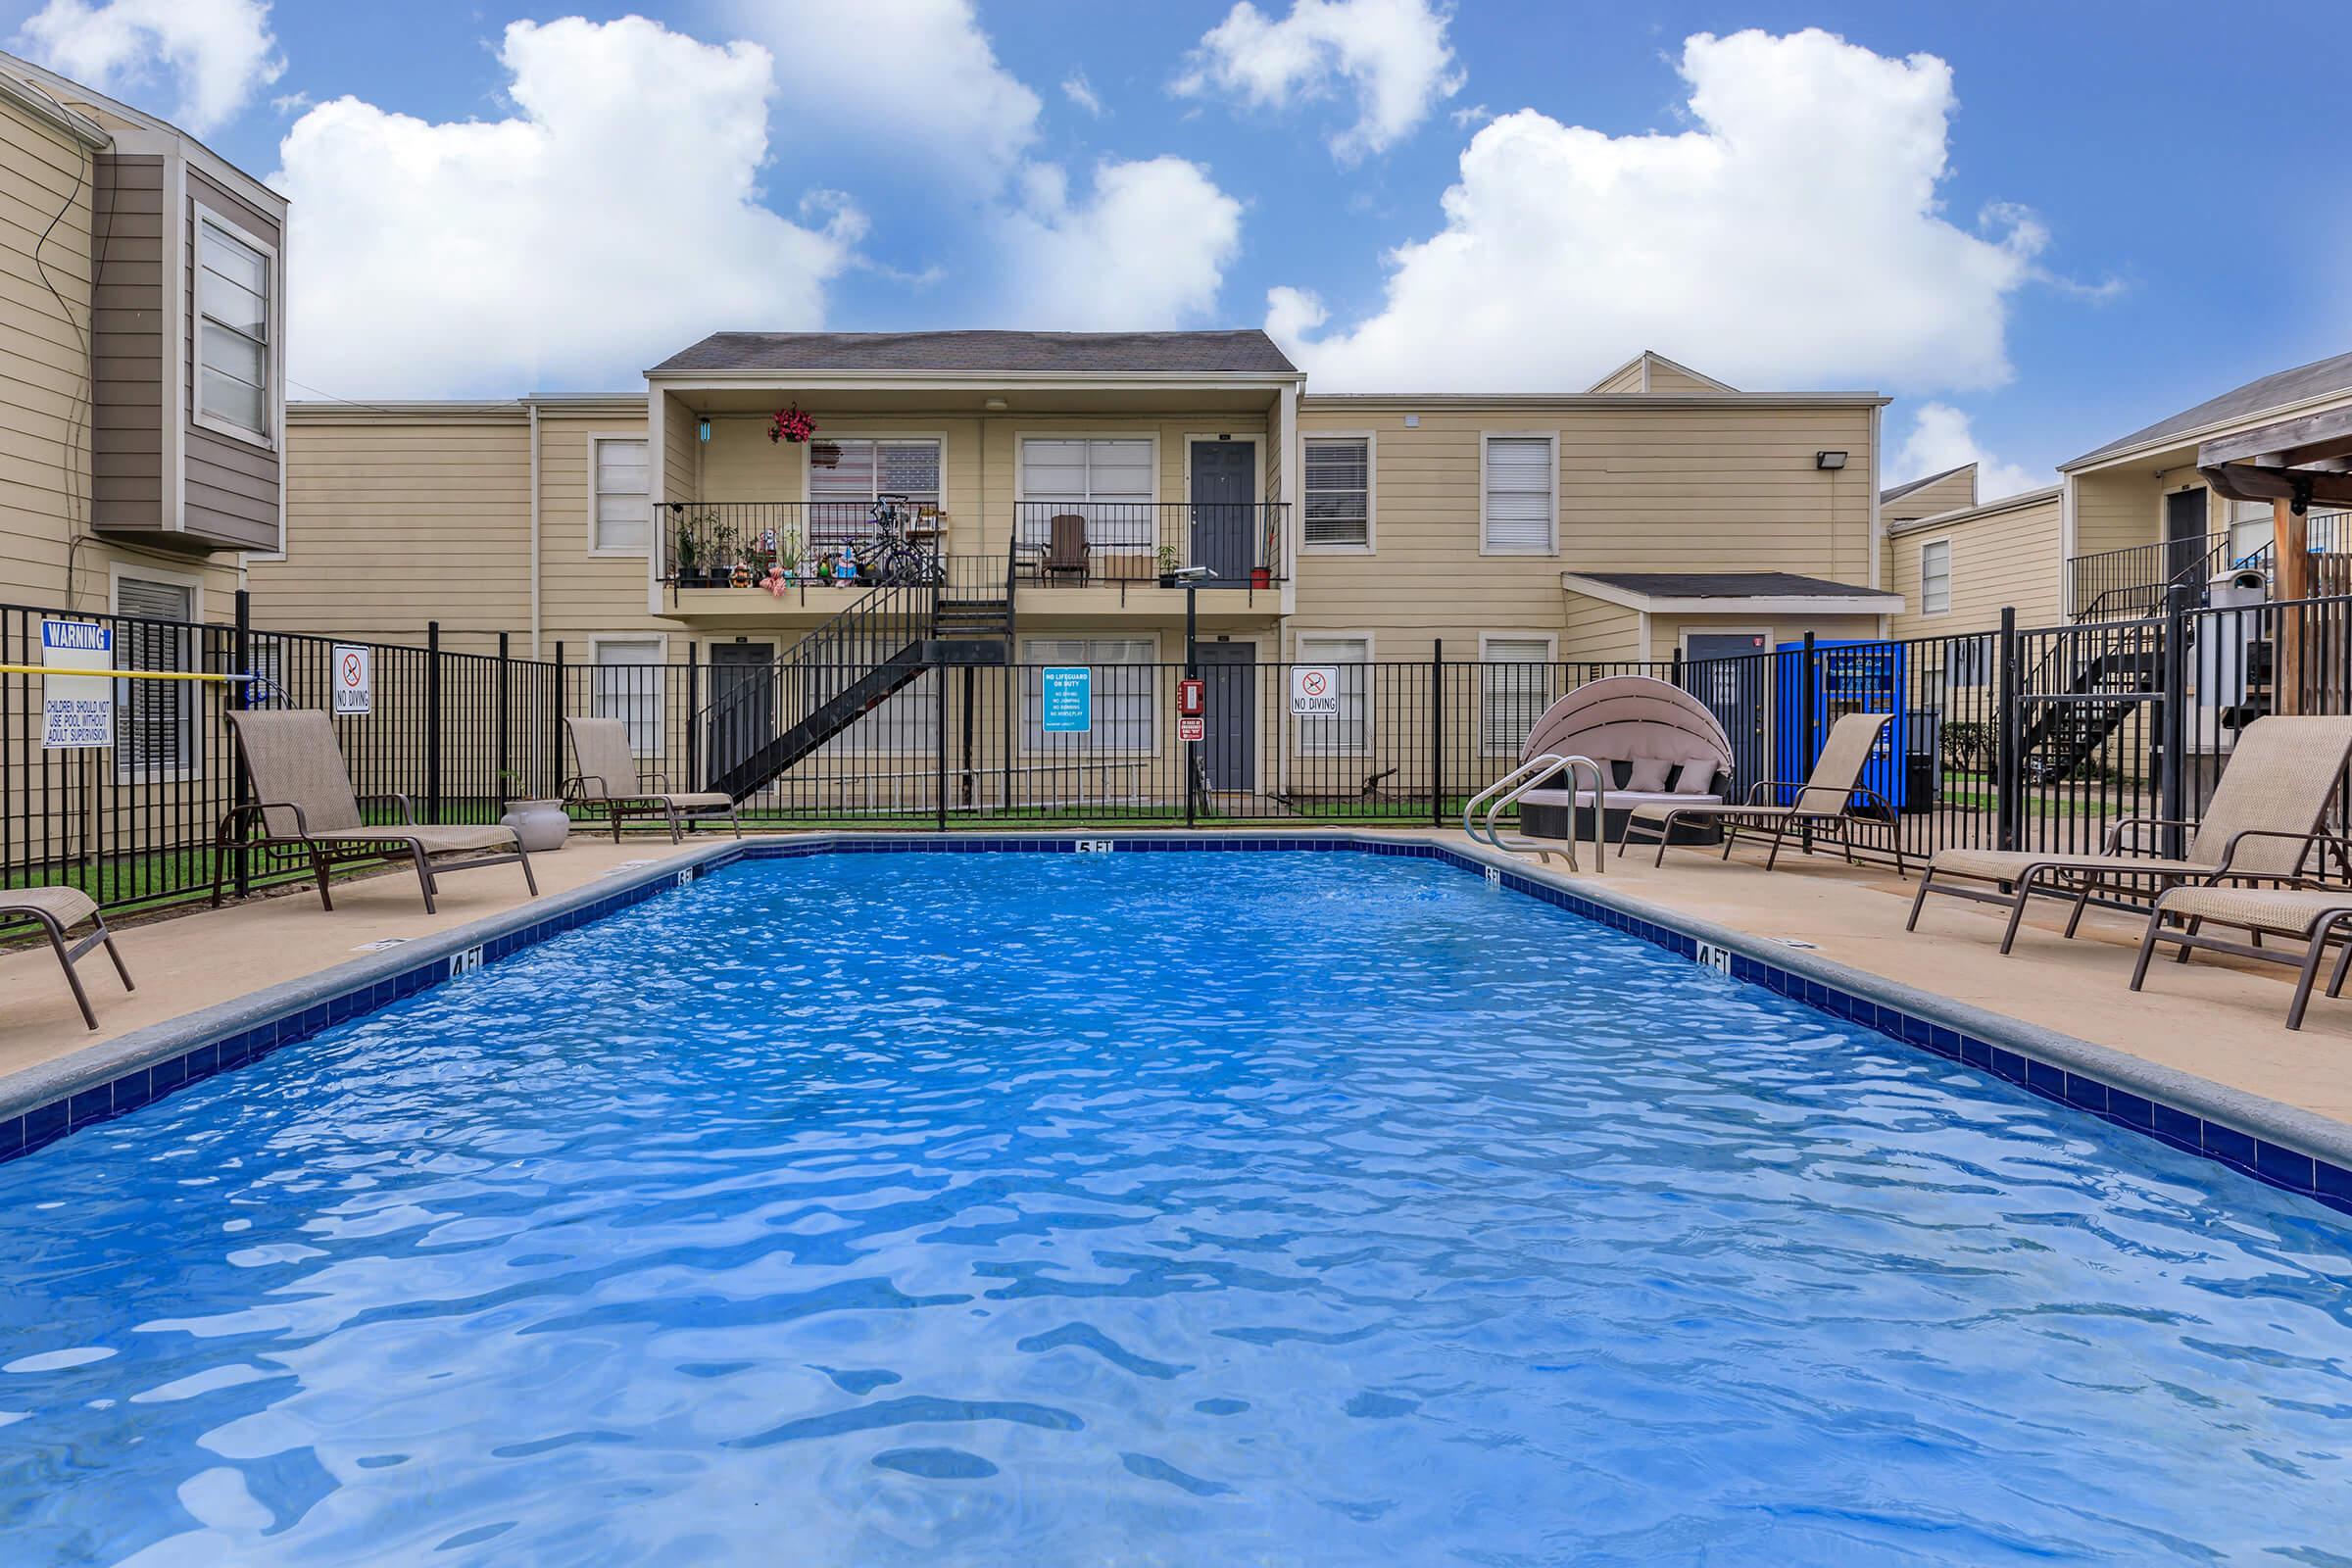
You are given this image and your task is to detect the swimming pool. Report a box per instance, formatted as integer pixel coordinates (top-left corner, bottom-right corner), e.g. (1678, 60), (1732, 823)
(3, 848), (2349, 1563)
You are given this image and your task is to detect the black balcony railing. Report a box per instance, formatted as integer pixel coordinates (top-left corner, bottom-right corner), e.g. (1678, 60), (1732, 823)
(2066, 514), (2352, 620)
(660, 501), (947, 588)
(1010, 501), (1288, 586)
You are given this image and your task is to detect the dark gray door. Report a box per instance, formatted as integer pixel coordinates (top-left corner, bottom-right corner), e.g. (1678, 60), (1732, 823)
(706, 642), (774, 785)
(1196, 641), (1254, 791)
(1190, 441), (1255, 586)
(1683, 632), (1768, 784)
(2165, 488), (2209, 585)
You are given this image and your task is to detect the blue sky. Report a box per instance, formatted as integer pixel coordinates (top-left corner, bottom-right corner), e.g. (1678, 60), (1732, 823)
(10, 0), (2349, 495)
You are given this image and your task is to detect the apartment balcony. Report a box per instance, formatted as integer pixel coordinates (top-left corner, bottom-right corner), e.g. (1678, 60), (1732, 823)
(2067, 514), (2351, 620)
(656, 500), (1289, 623)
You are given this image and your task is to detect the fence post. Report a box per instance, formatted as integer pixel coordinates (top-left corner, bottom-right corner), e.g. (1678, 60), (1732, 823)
(1996, 607), (2022, 853)
(1799, 631), (1817, 849)
(1184, 589), (1199, 829)
(2160, 585), (2191, 861)
(424, 620), (443, 825)
(497, 631), (513, 811)
(1430, 638), (1445, 825)
(935, 655), (949, 833)
(232, 588), (253, 899)
(685, 658), (701, 793)
(551, 641), (565, 800)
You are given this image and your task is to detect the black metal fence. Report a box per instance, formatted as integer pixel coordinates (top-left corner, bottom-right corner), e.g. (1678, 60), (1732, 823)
(8, 589), (2352, 917)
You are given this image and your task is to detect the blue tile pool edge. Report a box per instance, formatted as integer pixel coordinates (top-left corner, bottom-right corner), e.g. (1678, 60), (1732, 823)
(3, 831), (2347, 1221)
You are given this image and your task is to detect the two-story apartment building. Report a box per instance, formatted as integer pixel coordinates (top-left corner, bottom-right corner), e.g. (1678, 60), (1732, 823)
(0, 50), (285, 623)
(247, 334), (1892, 804)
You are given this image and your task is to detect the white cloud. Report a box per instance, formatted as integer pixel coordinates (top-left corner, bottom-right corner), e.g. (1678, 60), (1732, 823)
(1061, 72), (1102, 117)
(734, 0), (1040, 190)
(1895, 403), (2043, 501)
(273, 17), (858, 397)
(1270, 28), (2044, 394)
(1176, 0), (1462, 164)
(15, 0), (281, 133)
(996, 158), (1244, 328)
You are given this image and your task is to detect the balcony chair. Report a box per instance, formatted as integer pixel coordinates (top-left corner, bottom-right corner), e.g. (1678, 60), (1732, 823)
(1044, 513), (1090, 585)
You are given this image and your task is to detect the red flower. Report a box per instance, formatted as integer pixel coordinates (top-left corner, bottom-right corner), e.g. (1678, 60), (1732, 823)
(767, 404), (817, 444)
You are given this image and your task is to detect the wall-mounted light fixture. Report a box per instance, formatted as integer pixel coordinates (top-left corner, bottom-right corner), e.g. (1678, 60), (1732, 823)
(697, 416), (711, 443)
(984, 397), (1007, 412)
(1815, 450), (1848, 470)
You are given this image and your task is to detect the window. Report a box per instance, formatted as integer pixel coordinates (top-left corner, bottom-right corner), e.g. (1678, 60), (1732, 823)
(195, 216), (270, 441)
(1295, 635), (1371, 756)
(808, 438), (943, 509)
(2230, 498), (2276, 564)
(592, 438), (650, 553)
(1482, 436), (1554, 553)
(1302, 437), (1371, 548)
(1021, 637), (1155, 751)
(1020, 437), (1154, 549)
(115, 575), (199, 781)
(1920, 539), (1952, 615)
(592, 639), (665, 757)
(1480, 637), (1556, 755)
(1943, 635), (1991, 688)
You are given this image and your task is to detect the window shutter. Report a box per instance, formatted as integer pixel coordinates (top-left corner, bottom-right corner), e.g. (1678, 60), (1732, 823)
(1483, 438), (1553, 552)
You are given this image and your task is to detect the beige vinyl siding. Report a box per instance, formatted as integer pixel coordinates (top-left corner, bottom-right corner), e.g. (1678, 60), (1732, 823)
(252, 411), (531, 653)
(2069, 460), (2212, 563)
(0, 91), (95, 607)
(1642, 360), (1727, 394)
(1587, 360), (1647, 394)
(1884, 466), (1976, 522)
(1559, 591), (1642, 662)
(1290, 397), (1876, 658)
(181, 166), (279, 551)
(1887, 491), (2063, 637)
(1650, 612), (1886, 653)
(540, 411), (672, 648)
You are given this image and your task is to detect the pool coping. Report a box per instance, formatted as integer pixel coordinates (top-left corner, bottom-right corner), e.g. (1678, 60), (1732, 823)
(2, 830), (2347, 1215)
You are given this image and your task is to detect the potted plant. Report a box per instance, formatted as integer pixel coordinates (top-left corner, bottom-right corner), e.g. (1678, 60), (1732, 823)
(777, 528), (804, 585)
(672, 520), (702, 586)
(1156, 544), (1180, 587)
(498, 773), (570, 852)
(704, 520), (738, 588)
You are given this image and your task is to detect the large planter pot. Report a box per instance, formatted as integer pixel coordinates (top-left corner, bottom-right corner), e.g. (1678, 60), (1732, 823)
(500, 799), (570, 852)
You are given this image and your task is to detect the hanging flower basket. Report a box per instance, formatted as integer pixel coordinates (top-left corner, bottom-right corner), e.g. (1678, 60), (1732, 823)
(767, 404), (817, 444)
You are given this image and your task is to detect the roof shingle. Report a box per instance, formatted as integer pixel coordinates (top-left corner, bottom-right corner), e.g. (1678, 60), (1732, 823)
(2066, 348), (2352, 468)
(1569, 571), (1891, 600)
(649, 329), (1298, 376)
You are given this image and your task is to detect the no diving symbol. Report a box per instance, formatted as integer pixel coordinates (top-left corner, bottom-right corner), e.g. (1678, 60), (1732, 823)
(1299, 670), (1328, 698)
(341, 652), (363, 685)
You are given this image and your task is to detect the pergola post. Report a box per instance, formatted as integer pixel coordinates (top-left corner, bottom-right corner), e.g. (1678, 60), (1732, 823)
(2275, 495), (2309, 715)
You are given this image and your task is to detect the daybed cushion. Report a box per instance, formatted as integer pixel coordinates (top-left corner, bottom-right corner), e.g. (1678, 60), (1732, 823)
(1625, 758), (1674, 792)
(1671, 763), (1717, 795)
(1518, 789), (1726, 811)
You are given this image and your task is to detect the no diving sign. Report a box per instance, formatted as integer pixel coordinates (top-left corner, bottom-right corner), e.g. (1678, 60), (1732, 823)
(1290, 665), (1340, 717)
(332, 645), (372, 715)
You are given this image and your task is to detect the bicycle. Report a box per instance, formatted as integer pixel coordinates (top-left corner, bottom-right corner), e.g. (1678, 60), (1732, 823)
(860, 493), (941, 586)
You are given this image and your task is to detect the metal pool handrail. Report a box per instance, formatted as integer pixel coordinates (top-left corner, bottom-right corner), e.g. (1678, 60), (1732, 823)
(1463, 753), (1605, 872)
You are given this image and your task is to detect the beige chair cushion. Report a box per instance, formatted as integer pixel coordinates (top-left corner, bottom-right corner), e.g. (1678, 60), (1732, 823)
(2159, 883), (2352, 934)
(1932, 847), (2217, 884)
(320, 824), (520, 854)
(652, 793), (734, 809)
(1, 886), (98, 926)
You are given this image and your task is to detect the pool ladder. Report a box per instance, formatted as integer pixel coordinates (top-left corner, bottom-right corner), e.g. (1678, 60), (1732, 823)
(1463, 754), (1606, 873)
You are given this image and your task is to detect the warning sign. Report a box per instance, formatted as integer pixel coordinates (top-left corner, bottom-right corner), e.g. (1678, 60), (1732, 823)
(41, 619), (113, 750)
(1179, 714), (1205, 743)
(1290, 665), (1340, 717)
(332, 644), (373, 715)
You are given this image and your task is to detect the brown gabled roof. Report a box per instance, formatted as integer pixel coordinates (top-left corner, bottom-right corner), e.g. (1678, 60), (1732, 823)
(649, 329), (1298, 376)
(2066, 348), (2352, 469)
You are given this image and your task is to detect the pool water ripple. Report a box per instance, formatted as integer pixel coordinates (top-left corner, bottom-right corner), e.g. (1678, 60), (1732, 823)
(1, 851), (2349, 1564)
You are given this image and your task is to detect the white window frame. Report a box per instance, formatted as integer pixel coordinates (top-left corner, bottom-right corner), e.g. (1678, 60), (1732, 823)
(189, 202), (279, 451)
(587, 633), (669, 758)
(1942, 634), (1993, 689)
(1294, 631), (1374, 757)
(109, 562), (207, 784)
(1018, 632), (1161, 756)
(1016, 431), (1161, 550)
(803, 432), (950, 511)
(1299, 432), (1376, 554)
(587, 432), (655, 558)
(1477, 631), (1559, 756)
(1919, 537), (1953, 616)
(1479, 431), (1558, 556)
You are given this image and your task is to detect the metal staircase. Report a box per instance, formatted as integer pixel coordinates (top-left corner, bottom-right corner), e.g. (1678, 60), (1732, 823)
(699, 545), (1013, 802)
(2019, 638), (2164, 784)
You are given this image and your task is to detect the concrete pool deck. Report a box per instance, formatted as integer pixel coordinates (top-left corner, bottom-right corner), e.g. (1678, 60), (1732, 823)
(3, 825), (2350, 1135)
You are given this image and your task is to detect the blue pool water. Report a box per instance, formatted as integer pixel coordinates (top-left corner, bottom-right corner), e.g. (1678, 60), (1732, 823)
(3, 851), (2351, 1565)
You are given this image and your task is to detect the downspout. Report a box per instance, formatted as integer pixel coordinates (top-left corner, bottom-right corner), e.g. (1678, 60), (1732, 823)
(1866, 402), (1884, 591)
(527, 399), (542, 659)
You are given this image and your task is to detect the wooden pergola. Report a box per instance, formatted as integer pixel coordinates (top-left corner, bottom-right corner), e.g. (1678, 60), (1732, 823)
(2199, 404), (2352, 714)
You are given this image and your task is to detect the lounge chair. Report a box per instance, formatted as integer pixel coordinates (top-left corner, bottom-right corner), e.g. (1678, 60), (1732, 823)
(564, 716), (742, 844)
(214, 710), (537, 914)
(1620, 710), (1902, 874)
(2130, 881), (2352, 1031)
(1043, 513), (1089, 585)
(2, 888), (133, 1030)
(1908, 714), (2352, 955)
